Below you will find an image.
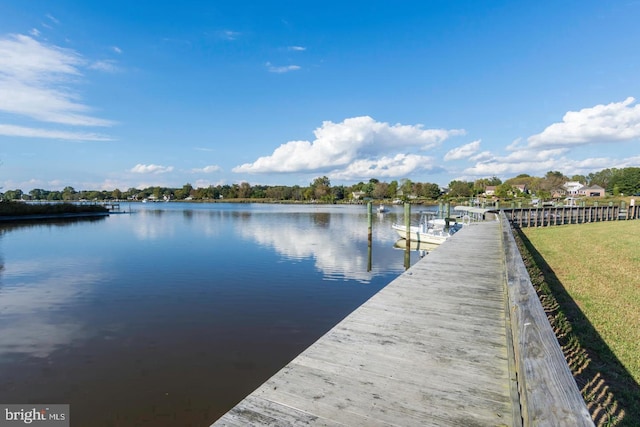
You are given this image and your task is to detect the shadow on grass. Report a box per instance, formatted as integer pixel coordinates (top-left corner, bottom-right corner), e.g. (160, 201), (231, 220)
(514, 227), (640, 427)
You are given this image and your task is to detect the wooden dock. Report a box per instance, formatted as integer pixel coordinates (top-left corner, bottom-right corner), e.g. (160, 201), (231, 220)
(211, 218), (594, 426)
(213, 221), (516, 426)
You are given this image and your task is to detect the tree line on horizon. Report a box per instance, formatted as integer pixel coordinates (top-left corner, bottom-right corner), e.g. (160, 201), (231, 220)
(2, 167), (639, 203)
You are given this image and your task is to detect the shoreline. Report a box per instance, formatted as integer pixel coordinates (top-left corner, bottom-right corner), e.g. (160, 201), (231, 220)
(0, 211), (110, 222)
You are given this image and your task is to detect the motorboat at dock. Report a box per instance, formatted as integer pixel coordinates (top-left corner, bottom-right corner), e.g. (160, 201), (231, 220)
(391, 211), (460, 245)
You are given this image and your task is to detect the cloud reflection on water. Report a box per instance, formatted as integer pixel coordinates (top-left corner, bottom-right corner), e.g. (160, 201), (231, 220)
(0, 258), (103, 358)
(132, 209), (222, 240)
(235, 211), (401, 283)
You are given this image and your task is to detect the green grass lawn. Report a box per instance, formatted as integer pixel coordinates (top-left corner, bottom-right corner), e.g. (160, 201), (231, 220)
(519, 220), (640, 426)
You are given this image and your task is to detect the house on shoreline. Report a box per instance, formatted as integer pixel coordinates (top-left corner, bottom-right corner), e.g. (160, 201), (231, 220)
(553, 182), (606, 199)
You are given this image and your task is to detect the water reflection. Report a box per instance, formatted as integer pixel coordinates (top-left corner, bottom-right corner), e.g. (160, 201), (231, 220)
(235, 211), (396, 283)
(132, 209), (177, 240)
(0, 257), (103, 359)
(0, 204), (420, 426)
(393, 238), (439, 253)
(311, 212), (330, 227)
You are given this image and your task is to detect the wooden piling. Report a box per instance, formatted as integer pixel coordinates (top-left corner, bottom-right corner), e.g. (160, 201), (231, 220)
(367, 202), (372, 272)
(404, 202), (411, 270)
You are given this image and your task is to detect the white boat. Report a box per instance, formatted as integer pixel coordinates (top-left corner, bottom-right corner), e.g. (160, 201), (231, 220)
(392, 211), (459, 245)
(377, 204), (388, 213)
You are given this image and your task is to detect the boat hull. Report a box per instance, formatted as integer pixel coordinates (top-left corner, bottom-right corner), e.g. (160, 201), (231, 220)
(391, 223), (451, 245)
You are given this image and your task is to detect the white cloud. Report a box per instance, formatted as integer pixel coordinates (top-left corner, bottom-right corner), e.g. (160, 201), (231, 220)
(1, 178), (47, 192)
(460, 97), (640, 181)
(469, 151), (493, 162)
(0, 34), (115, 133)
(463, 147), (570, 177)
(266, 62), (301, 73)
(527, 97), (640, 148)
(288, 46), (306, 51)
(0, 80), (112, 126)
(505, 137), (523, 151)
(112, 46), (122, 54)
(0, 124), (112, 141)
(89, 59), (120, 73)
(444, 140), (481, 161)
(220, 30), (240, 41)
(233, 116), (465, 175)
(194, 179), (224, 188)
(464, 158), (555, 177)
(0, 34), (82, 80)
(191, 165), (221, 173)
(130, 164), (174, 174)
(91, 179), (130, 191)
(46, 14), (60, 24)
(29, 28), (40, 37)
(464, 147), (640, 181)
(331, 154), (437, 180)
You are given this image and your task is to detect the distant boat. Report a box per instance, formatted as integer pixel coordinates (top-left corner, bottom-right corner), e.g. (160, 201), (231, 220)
(392, 211), (459, 245)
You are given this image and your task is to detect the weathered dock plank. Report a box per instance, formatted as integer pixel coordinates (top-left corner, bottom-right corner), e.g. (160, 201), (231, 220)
(212, 221), (519, 426)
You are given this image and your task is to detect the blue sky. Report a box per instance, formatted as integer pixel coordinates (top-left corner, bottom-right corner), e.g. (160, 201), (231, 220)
(1, 0), (639, 192)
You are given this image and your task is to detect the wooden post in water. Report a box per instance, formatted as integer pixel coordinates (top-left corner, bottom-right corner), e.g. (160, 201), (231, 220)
(404, 202), (411, 270)
(404, 203), (411, 242)
(367, 202), (373, 272)
(367, 201), (373, 236)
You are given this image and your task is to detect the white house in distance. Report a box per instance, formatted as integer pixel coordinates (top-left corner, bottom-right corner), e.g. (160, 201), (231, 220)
(563, 181), (584, 195)
(562, 181), (606, 197)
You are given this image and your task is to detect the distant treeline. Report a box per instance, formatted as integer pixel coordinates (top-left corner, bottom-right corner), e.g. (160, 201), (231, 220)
(2, 167), (639, 202)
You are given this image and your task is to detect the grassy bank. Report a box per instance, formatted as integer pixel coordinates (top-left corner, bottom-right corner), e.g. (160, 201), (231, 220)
(0, 201), (108, 216)
(516, 220), (640, 426)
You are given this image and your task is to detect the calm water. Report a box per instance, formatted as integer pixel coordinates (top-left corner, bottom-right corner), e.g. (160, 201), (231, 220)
(0, 203), (428, 426)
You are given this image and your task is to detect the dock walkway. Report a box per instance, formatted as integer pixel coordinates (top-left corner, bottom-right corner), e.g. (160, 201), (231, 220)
(213, 221), (520, 426)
